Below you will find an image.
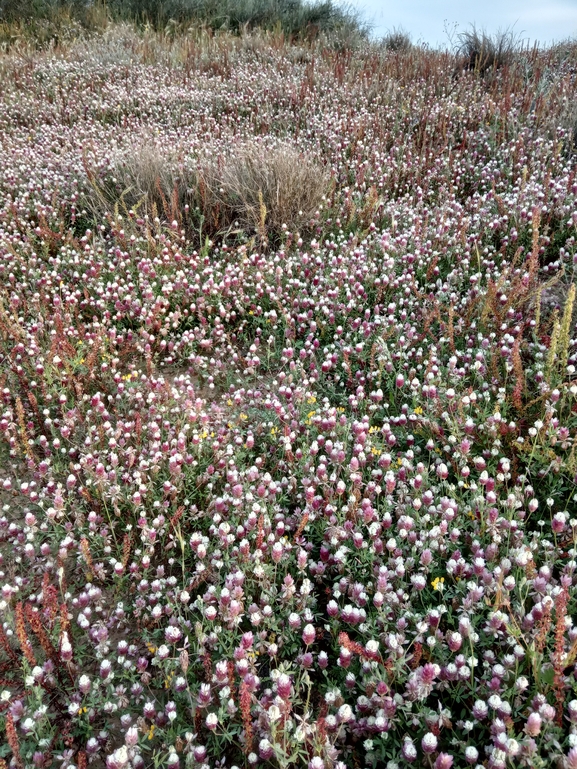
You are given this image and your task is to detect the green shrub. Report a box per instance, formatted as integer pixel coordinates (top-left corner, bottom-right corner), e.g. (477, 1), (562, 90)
(1, 0), (368, 40)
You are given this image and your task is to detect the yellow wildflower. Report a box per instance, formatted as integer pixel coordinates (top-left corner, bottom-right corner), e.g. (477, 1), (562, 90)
(431, 577), (445, 591)
(413, 406), (423, 415)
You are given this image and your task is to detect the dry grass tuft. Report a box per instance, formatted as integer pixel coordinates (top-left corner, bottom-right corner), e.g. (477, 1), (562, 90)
(85, 141), (328, 243)
(85, 143), (195, 222)
(456, 26), (521, 75)
(381, 27), (412, 52)
(197, 142), (329, 240)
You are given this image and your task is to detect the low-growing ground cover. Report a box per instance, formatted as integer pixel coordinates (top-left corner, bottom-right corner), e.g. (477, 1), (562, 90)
(0, 21), (577, 769)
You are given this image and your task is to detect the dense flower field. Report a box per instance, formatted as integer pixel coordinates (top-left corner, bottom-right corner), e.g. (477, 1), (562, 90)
(1, 24), (577, 769)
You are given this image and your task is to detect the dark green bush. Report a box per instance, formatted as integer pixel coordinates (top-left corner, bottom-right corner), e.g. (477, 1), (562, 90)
(1, 0), (368, 39)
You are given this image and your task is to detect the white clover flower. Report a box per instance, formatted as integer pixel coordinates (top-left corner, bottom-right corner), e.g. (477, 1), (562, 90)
(338, 704), (353, 723)
(268, 705), (282, 723)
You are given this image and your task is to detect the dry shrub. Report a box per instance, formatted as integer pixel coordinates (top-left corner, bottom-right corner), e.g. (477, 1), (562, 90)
(456, 26), (521, 75)
(85, 141), (328, 243)
(196, 142), (329, 240)
(86, 143), (195, 222)
(381, 27), (412, 53)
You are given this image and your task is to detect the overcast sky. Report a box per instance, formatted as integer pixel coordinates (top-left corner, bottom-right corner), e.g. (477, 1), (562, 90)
(342, 0), (577, 48)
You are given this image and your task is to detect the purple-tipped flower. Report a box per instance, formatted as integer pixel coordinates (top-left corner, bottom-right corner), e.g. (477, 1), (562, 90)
(447, 631), (462, 652)
(422, 732), (438, 754)
(524, 712), (541, 736)
(552, 512), (566, 533)
(302, 623), (316, 645)
(402, 737), (417, 762)
(107, 747), (129, 769)
(288, 612), (301, 629)
(472, 700), (488, 720)
(165, 625), (182, 644)
(167, 753), (180, 769)
(436, 463), (448, 480)
(99, 659), (112, 679)
(435, 754), (453, 769)
(337, 704), (353, 723)
(259, 739), (274, 760)
(198, 683), (212, 706)
(277, 673), (292, 699)
(539, 703), (555, 722)
(60, 631), (73, 662)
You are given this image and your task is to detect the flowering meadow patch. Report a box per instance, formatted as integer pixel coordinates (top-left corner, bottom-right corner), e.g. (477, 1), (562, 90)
(1, 23), (577, 769)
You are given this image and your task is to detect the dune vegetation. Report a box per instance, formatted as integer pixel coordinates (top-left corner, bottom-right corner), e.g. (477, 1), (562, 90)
(1, 6), (577, 768)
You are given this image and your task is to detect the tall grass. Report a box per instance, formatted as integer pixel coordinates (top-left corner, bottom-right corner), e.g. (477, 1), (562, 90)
(0, 0), (368, 40)
(86, 141), (329, 244)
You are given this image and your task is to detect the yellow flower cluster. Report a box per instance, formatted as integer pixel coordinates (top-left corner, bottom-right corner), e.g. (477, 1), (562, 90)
(431, 577), (445, 591)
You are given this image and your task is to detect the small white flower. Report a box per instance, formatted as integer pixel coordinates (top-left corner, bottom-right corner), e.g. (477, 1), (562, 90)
(338, 704), (353, 723)
(21, 717), (35, 734)
(268, 705), (282, 723)
(488, 694), (502, 709)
